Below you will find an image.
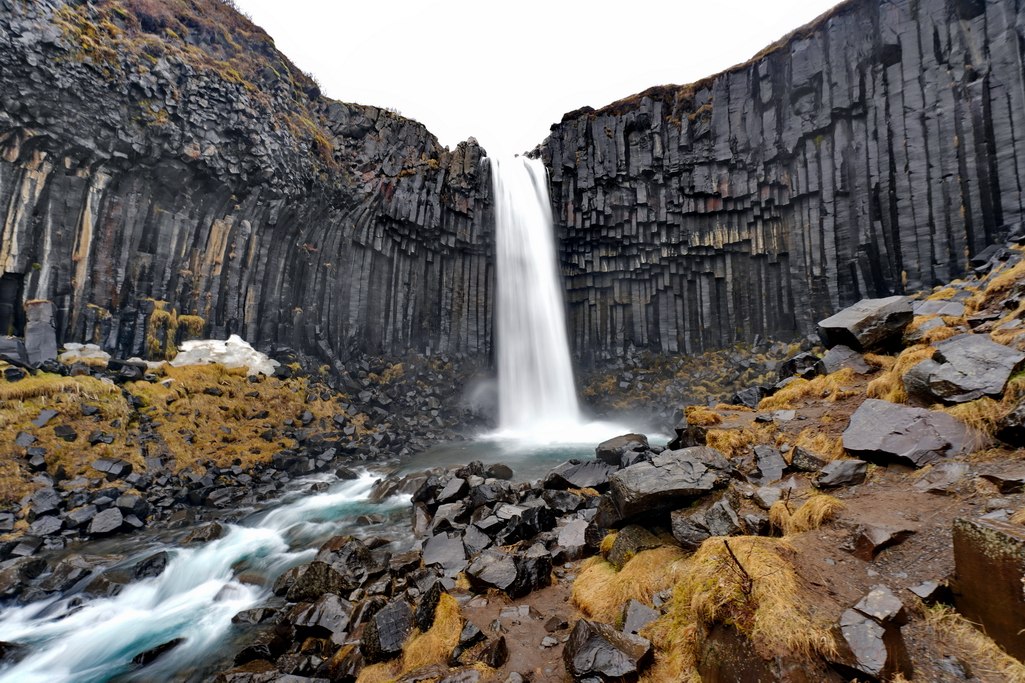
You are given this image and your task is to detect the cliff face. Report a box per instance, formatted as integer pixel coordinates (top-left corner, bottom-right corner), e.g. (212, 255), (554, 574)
(543, 0), (1025, 360)
(0, 0), (492, 363)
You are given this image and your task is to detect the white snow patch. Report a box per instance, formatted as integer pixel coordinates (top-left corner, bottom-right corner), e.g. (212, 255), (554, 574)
(169, 335), (279, 376)
(59, 343), (111, 366)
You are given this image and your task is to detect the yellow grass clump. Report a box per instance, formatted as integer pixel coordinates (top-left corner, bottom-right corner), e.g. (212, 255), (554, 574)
(757, 368), (858, 411)
(0, 373), (119, 405)
(1010, 507), (1025, 525)
(769, 494), (845, 535)
(924, 605), (1025, 683)
(927, 287), (957, 301)
(967, 256), (1025, 314)
(572, 546), (689, 624)
(939, 374), (1025, 436)
(685, 405), (722, 426)
(865, 344), (936, 403)
(641, 537), (836, 682)
(705, 423), (777, 459)
(789, 429), (847, 462)
(599, 532), (618, 557)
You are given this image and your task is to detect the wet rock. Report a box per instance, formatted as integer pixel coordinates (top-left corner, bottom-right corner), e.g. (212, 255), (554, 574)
(183, 522), (225, 544)
(485, 463), (513, 480)
(27, 515), (62, 537)
(670, 498), (743, 550)
(753, 445), (786, 483)
(817, 296), (913, 351)
(852, 523), (915, 561)
(422, 533), (468, 576)
(603, 447), (731, 526)
(134, 551), (169, 579)
(132, 638), (185, 666)
(88, 507), (124, 536)
(480, 636), (508, 668)
(842, 399), (968, 467)
(0, 557), (47, 598)
(545, 460), (617, 491)
(53, 425), (77, 442)
(595, 434), (649, 467)
(361, 599), (413, 663)
(777, 352), (822, 380)
(903, 334), (1025, 403)
(854, 585), (907, 625)
(952, 517), (1025, 660)
(622, 599), (659, 636)
(814, 460), (867, 488)
(563, 619), (651, 681)
(233, 629), (289, 666)
(607, 525), (662, 570)
(89, 458), (133, 481)
(40, 555), (94, 592)
(790, 446), (827, 472)
(289, 594), (353, 638)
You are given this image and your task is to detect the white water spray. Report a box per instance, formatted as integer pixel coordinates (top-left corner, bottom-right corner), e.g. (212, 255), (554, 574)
(491, 156), (580, 430)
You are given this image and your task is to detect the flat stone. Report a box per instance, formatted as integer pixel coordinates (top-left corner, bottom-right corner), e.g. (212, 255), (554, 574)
(27, 515), (62, 537)
(14, 432), (36, 448)
(31, 409), (59, 428)
(595, 433), (648, 466)
(563, 619), (651, 680)
(753, 445), (786, 483)
(852, 523), (915, 561)
(360, 599), (412, 663)
(422, 533), (468, 576)
(837, 608), (911, 680)
(818, 296), (914, 351)
(904, 334), (1025, 403)
(544, 460), (616, 490)
(818, 345), (873, 374)
(622, 599), (659, 635)
(854, 585), (907, 624)
(88, 507), (124, 536)
(814, 460), (867, 488)
(913, 461), (969, 494)
(843, 399), (969, 467)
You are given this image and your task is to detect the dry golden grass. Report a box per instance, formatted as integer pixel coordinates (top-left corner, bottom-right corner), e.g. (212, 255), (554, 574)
(0, 373), (119, 405)
(789, 429), (846, 462)
(641, 536), (836, 682)
(757, 368), (858, 411)
(599, 532), (618, 556)
(927, 287), (958, 301)
(685, 405), (722, 426)
(572, 546), (689, 624)
(769, 494), (844, 535)
(705, 423), (777, 459)
(713, 403), (754, 412)
(939, 375), (1025, 436)
(1010, 507), (1025, 525)
(925, 605), (1025, 682)
(967, 256), (1025, 314)
(865, 345), (936, 403)
(863, 352), (896, 371)
(125, 364), (338, 472)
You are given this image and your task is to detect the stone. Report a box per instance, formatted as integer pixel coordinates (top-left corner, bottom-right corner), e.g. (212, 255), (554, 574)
(732, 385), (768, 409)
(777, 352), (822, 380)
(53, 425), (77, 442)
(134, 551), (169, 579)
(88, 507), (124, 536)
(132, 638), (185, 666)
(814, 460), (867, 488)
(789, 446), (827, 472)
(422, 533), (468, 576)
(913, 461), (969, 494)
(622, 599), (659, 635)
(544, 460), (617, 491)
(554, 517), (590, 563)
(817, 296), (913, 351)
(27, 515), (62, 537)
(183, 522), (225, 544)
(952, 517), (1025, 660)
(980, 470), (1025, 494)
(595, 433), (648, 466)
(290, 593), (353, 637)
(817, 345), (872, 375)
(842, 399), (969, 467)
(903, 334), (1025, 403)
(89, 458), (133, 480)
(836, 608), (912, 680)
(464, 547), (551, 599)
(854, 585), (907, 625)
(563, 619), (651, 680)
(604, 446), (731, 525)
(479, 636), (508, 668)
(14, 432), (35, 448)
(607, 525), (662, 570)
(852, 524), (915, 561)
(670, 498), (743, 550)
(24, 300), (58, 365)
(361, 599), (413, 663)
(31, 409), (59, 428)
(485, 463), (513, 480)
(753, 445), (786, 483)
(413, 582), (443, 632)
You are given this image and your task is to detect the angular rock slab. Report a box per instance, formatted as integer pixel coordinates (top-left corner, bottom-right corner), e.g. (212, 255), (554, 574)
(903, 334), (1025, 403)
(817, 296), (913, 351)
(836, 608), (912, 680)
(953, 517), (1025, 660)
(842, 399), (969, 467)
(360, 599), (412, 663)
(605, 447), (731, 525)
(563, 619), (651, 680)
(595, 433), (648, 467)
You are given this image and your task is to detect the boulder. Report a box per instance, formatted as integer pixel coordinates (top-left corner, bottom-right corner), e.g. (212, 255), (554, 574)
(289, 593), (353, 638)
(670, 498), (743, 550)
(563, 619), (651, 680)
(852, 523), (915, 561)
(777, 352), (822, 380)
(622, 600), (659, 636)
(87, 507), (124, 536)
(607, 525), (662, 570)
(842, 399), (968, 467)
(996, 397), (1025, 447)
(817, 345), (873, 375)
(753, 445), (786, 483)
(835, 608), (912, 680)
(604, 447), (731, 525)
(544, 460), (617, 491)
(903, 334), (1025, 403)
(952, 517), (1025, 660)
(814, 460), (868, 488)
(464, 547), (551, 599)
(422, 533), (468, 576)
(360, 599), (413, 663)
(595, 434), (648, 467)
(24, 300), (58, 365)
(817, 296), (913, 351)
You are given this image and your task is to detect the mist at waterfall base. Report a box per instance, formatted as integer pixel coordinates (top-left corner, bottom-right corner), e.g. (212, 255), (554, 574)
(486, 156), (636, 446)
(0, 473), (411, 683)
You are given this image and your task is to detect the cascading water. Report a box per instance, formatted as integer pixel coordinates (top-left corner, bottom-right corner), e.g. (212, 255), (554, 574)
(490, 156), (581, 433)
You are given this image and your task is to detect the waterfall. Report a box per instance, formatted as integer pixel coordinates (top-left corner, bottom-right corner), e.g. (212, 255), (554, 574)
(490, 156), (581, 433)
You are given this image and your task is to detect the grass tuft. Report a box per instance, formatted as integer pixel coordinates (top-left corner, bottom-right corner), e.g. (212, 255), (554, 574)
(789, 429), (846, 462)
(402, 593), (463, 671)
(865, 345), (935, 403)
(572, 546), (688, 624)
(705, 423), (777, 458)
(769, 494), (844, 535)
(924, 605), (1025, 682)
(685, 405), (722, 426)
(758, 368), (858, 411)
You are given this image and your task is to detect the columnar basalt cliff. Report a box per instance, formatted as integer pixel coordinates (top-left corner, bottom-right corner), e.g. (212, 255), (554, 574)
(543, 0), (1025, 360)
(0, 0), (492, 362)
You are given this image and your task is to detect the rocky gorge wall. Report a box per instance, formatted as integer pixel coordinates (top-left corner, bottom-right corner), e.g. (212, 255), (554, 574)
(0, 0), (492, 364)
(543, 0), (1025, 360)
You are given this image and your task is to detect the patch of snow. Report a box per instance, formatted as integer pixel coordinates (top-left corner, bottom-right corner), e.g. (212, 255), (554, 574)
(170, 335), (279, 376)
(59, 343), (111, 365)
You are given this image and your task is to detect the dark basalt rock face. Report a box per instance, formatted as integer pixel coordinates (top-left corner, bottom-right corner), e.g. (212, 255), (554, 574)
(0, 0), (490, 361)
(541, 0), (1025, 360)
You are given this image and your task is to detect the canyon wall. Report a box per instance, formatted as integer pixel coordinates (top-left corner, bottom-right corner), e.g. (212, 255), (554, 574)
(543, 0), (1025, 360)
(0, 0), (492, 363)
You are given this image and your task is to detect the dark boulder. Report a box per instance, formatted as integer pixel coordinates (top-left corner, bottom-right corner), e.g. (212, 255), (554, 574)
(289, 593), (353, 638)
(563, 619), (652, 681)
(479, 636), (509, 668)
(464, 546), (552, 599)
(413, 581), (443, 632)
(903, 334), (1025, 403)
(544, 460), (617, 491)
(670, 498), (743, 550)
(753, 445), (786, 483)
(817, 345), (873, 375)
(132, 638), (185, 666)
(777, 352), (821, 380)
(90, 458), (133, 481)
(842, 399), (969, 467)
(622, 600), (659, 636)
(422, 534), (468, 576)
(134, 551), (169, 579)
(87, 507), (124, 536)
(360, 599), (413, 663)
(817, 296), (913, 351)
(834, 607), (912, 681)
(595, 434), (648, 467)
(603, 447), (732, 526)
(814, 460), (868, 488)
(996, 397), (1025, 447)
(607, 525), (662, 570)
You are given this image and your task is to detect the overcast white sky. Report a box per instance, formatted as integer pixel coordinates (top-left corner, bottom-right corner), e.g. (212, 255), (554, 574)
(234, 0), (843, 157)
